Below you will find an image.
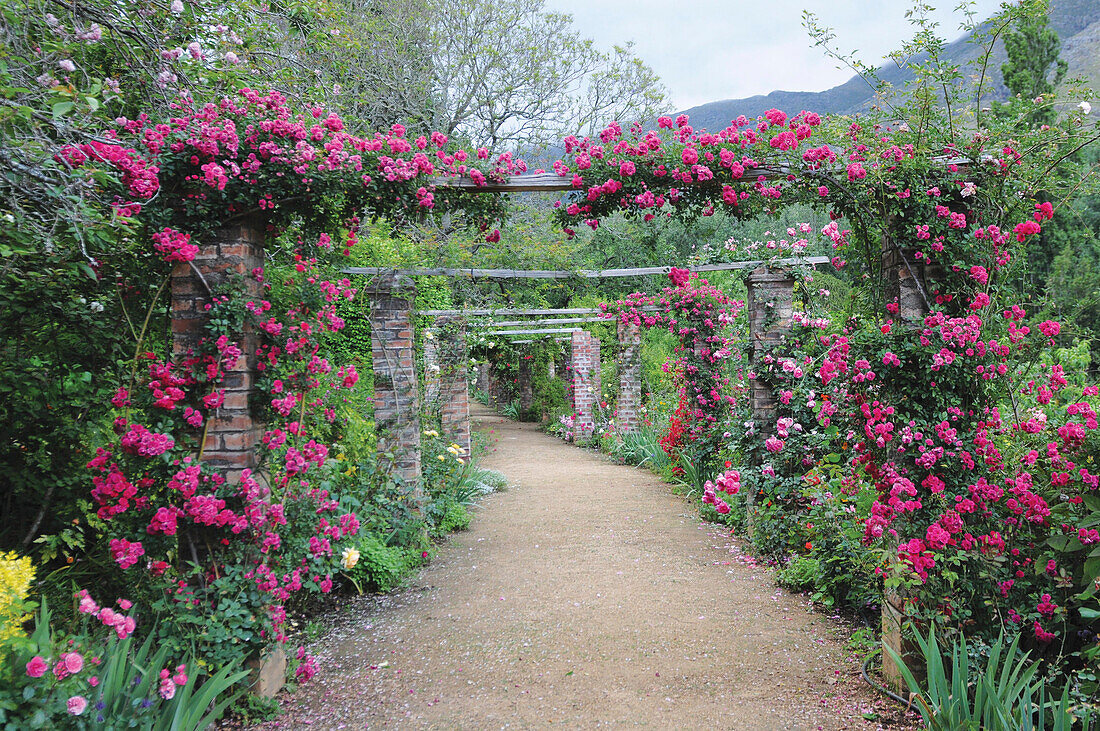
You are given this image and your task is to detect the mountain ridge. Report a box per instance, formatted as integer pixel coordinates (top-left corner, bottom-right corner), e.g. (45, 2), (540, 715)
(677, 0), (1100, 129)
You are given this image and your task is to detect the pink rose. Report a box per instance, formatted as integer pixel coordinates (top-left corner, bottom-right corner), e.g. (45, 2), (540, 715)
(62, 652), (84, 674)
(67, 696), (88, 716)
(26, 656), (47, 678)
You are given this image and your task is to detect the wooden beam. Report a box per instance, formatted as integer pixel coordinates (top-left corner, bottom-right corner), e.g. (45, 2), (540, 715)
(434, 157), (974, 194)
(421, 307), (602, 316)
(483, 328), (588, 336)
(436, 171), (574, 193)
(473, 317), (605, 327)
(344, 256), (831, 280)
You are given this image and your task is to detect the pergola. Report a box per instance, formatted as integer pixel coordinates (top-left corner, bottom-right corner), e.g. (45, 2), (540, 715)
(169, 171), (933, 493)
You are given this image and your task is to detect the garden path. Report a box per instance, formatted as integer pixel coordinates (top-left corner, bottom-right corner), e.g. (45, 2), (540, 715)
(259, 404), (906, 730)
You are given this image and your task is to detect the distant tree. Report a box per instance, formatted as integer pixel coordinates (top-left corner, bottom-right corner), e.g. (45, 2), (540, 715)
(999, 1), (1067, 125)
(427, 0), (669, 147)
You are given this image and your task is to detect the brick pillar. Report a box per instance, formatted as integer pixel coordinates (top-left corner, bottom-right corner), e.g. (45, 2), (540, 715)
(745, 267), (796, 433)
(171, 219), (264, 477)
(882, 246), (942, 322)
(437, 316), (471, 457)
(745, 268), (796, 533)
(365, 274), (421, 491)
(423, 332), (441, 415)
(571, 331), (601, 439)
(617, 319), (642, 433)
(475, 362), (490, 396)
(519, 358), (534, 414)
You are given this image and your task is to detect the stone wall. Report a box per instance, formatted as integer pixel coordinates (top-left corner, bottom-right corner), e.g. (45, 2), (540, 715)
(365, 274), (422, 492)
(170, 219), (265, 478)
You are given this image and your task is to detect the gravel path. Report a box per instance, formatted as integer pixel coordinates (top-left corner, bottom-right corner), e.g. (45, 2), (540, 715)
(260, 404), (908, 729)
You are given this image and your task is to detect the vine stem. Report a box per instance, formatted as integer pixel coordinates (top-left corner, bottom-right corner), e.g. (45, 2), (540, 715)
(125, 276), (170, 420)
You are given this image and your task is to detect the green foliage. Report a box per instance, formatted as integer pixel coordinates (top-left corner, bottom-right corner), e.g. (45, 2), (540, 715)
(500, 398), (522, 421)
(0, 600), (247, 730)
(608, 426), (671, 470)
(345, 534), (409, 593)
(884, 626), (1089, 731)
(434, 500), (471, 534)
(233, 694), (282, 725)
(776, 555), (820, 592)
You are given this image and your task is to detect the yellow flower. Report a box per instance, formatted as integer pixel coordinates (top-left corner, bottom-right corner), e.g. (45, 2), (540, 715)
(423, 429), (439, 438)
(0, 552), (34, 653)
(341, 547), (360, 571)
(437, 454), (446, 461)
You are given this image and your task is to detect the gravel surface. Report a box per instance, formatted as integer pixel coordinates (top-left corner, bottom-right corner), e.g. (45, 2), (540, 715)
(256, 404), (916, 730)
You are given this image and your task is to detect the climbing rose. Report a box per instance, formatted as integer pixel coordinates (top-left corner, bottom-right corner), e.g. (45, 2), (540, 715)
(26, 656), (47, 677)
(67, 696), (87, 716)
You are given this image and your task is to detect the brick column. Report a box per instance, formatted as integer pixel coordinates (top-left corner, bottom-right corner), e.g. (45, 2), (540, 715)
(365, 274), (421, 491)
(745, 268), (795, 533)
(171, 219), (264, 478)
(617, 320), (642, 433)
(745, 267), (796, 433)
(882, 246), (941, 322)
(571, 331), (601, 439)
(423, 331), (441, 415)
(518, 359), (534, 414)
(475, 362), (490, 395)
(437, 316), (471, 457)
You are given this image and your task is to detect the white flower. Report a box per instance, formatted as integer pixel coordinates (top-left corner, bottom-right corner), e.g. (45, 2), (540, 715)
(340, 547), (360, 570)
(224, 51), (239, 65)
(58, 59), (76, 73)
(170, 0), (184, 13)
(1079, 101), (1093, 115)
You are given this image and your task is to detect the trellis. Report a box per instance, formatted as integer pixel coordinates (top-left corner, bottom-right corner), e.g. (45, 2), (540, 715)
(170, 172), (933, 496)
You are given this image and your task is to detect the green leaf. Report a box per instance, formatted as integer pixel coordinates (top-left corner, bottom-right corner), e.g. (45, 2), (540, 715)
(1085, 556), (1100, 583)
(1079, 607), (1100, 620)
(1047, 535), (1084, 552)
(51, 100), (74, 117)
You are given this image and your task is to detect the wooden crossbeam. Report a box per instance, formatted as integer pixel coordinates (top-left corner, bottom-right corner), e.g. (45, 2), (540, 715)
(475, 317), (606, 327)
(433, 157), (973, 194)
(483, 327), (588, 336)
(437, 171), (574, 192)
(344, 256), (830, 280)
(421, 307), (601, 316)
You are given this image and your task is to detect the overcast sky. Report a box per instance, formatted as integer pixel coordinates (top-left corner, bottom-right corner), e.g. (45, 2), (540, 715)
(543, 0), (1005, 111)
